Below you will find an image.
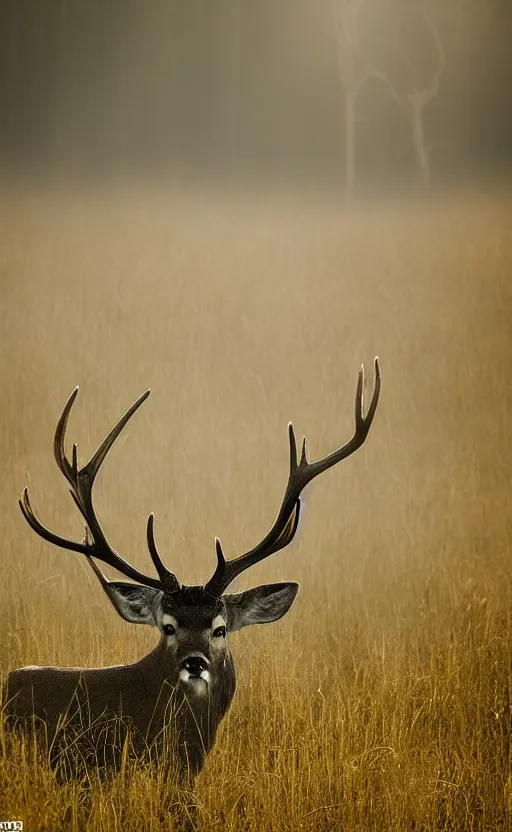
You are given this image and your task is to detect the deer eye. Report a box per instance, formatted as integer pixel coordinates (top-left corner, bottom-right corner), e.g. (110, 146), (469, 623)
(163, 623), (176, 636)
(213, 625), (226, 638)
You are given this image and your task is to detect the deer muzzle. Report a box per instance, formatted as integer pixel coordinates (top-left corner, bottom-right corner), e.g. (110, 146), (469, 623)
(179, 654), (211, 688)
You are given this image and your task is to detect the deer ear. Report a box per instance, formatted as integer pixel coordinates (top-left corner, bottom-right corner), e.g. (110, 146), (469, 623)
(101, 582), (161, 624)
(85, 555), (160, 624)
(223, 582), (299, 632)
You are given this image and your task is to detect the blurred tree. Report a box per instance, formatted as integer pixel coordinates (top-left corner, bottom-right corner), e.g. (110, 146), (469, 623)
(331, 0), (379, 197)
(331, 0), (448, 190)
(382, 1), (446, 186)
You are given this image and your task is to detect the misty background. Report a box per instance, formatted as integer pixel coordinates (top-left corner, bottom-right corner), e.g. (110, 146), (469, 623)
(0, 0), (510, 192)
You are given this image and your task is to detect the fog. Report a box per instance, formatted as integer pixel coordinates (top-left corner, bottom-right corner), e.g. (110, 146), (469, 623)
(1, 0), (510, 192)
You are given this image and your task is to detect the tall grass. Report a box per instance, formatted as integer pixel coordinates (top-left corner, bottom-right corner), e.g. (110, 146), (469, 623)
(0, 185), (511, 830)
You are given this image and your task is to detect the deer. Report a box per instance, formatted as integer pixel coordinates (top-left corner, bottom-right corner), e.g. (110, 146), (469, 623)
(3, 359), (380, 785)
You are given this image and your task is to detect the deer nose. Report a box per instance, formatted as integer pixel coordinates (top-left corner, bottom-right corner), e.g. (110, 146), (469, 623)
(181, 655), (210, 678)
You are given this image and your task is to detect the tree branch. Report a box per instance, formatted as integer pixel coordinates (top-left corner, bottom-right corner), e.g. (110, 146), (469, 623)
(412, 2), (446, 109)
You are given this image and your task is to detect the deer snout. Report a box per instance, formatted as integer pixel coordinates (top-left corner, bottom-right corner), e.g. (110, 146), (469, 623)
(180, 655), (210, 679)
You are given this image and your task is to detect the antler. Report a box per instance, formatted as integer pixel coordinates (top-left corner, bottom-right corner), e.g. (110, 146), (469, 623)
(19, 388), (181, 593)
(205, 358), (381, 596)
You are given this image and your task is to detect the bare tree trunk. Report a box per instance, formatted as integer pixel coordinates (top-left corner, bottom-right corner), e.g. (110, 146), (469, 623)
(344, 89), (356, 199)
(410, 102), (430, 186)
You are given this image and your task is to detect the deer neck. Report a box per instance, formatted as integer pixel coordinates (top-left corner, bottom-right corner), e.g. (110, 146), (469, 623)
(135, 639), (237, 774)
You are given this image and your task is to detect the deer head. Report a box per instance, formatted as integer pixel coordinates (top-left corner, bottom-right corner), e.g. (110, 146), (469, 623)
(19, 360), (380, 699)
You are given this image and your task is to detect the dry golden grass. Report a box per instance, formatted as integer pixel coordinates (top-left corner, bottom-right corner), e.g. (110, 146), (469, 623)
(0, 183), (511, 830)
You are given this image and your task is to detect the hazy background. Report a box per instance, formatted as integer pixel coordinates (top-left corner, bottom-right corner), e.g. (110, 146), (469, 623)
(0, 0), (510, 190)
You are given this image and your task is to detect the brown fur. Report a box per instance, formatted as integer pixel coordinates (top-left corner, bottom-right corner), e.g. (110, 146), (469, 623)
(4, 636), (236, 781)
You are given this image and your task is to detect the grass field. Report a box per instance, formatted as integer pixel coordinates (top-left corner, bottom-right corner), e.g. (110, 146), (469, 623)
(0, 183), (511, 830)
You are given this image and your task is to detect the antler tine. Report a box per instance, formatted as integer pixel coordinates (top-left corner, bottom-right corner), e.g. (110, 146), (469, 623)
(146, 514), (181, 592)
(54, 386), (79, 483)
(288, 421), (298, 471)
(20, 487), (89, 555)
(54, 388), (151, 491)
(205, 358), (381, 596)
(356, 356), (380, 431)
(85, 390), (151, 484)
(20, 388), (166, 590)
(19, 486), (162, 587)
